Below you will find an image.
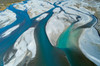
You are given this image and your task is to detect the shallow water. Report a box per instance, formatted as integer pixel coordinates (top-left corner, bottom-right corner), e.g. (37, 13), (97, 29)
(28, 4), (70, 66)
(57, 9), (97, 65)
(0, 0), (99, 66)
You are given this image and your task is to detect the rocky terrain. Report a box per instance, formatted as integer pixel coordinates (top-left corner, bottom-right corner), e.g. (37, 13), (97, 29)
(0, 0), (100, 66)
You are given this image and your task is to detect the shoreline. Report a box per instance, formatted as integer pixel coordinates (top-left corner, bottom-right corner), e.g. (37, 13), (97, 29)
(0, 0), (26, 11)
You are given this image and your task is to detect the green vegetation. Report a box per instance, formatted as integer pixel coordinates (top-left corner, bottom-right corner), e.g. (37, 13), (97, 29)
(0, 0), (24, 10)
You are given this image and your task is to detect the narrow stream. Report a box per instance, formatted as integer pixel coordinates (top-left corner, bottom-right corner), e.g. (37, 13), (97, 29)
(0, 0), (98, 66)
